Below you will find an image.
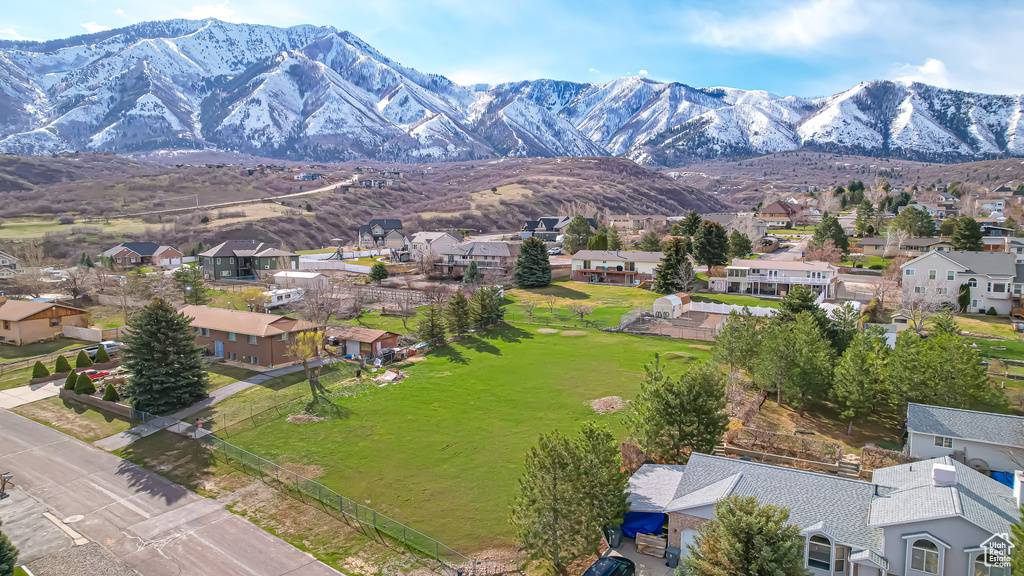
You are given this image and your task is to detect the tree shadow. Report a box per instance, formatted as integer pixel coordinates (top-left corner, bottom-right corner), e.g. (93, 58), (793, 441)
(486, 323), (534, 344)
(115, 435), (208, 504)
(431, 345), (467, 365)
(459, 335), (501, 356)
(524, 285), (591, 300)
(307, 399), (354, 420)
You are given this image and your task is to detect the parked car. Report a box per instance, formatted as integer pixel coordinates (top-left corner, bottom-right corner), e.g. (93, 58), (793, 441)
(547, 247), (563, 255)
(581, 557), (635, 576)
(85, 341), (120, 359)
(80, 369), (111, 380)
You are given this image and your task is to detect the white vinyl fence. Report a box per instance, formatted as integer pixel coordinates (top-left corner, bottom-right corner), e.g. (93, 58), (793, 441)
(298, 258), (371, 273)
(689, 302), (776, 317)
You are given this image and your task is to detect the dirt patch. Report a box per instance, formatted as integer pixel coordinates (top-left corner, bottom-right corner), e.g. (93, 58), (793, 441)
(591, 396), (626, 414)
(342, 556), (380, 575)
(560, 330), (586, 336)
(280, 462), (324, 479)
(287, 414), (326, 424)
(537, 328), (559, 334)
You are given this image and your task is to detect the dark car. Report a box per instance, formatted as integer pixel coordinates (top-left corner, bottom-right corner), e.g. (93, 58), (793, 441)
(582, 556), (635, 576)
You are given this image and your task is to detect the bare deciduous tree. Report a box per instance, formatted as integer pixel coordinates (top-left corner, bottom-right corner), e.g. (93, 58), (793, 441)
(566, 303), (595, 323)
(545, 294), (559, 313)
(303, 278), (341, 325)
(818, 190), (842, 215)
(898, 276), (945, 333)
(521, 300), (539, 319)
(423, 283), (452, 307)
(884, 226), (910, 258)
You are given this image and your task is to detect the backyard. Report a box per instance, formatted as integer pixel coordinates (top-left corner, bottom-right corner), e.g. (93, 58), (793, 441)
(220, 324), (711, 553)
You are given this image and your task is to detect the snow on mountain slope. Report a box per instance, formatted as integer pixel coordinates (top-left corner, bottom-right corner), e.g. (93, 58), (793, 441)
(797, 84), (885, 151)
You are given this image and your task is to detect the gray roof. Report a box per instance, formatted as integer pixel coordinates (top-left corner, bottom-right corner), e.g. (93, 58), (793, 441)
(627, 464), (687, 511)
(572, 250), (664, 263)
(439, 241), (512, 258)
(906, 403), (1024, 447)
(935, 251), (1017, 276)
(859, 237), (949, 247)
(199, 240), (295, 259)
(870, 457), (1017, 535)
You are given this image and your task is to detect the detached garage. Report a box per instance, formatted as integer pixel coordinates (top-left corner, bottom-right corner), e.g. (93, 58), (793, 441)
(329, 327), (399, 359)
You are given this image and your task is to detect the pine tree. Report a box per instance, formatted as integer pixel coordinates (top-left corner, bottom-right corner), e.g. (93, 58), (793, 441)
(561, 215), (594, 254)
(64, 370), (78, 390)
(653, 237), (688, 293)
(445, 291), (471, 337)
(369, 262), (389, 284)
(682, 210), (703, 236)
(172, 265), (211, 305)
(74, 372), (96, 395)
(952, 216), (984, 251)
(713, 309), (761, 372)
(785, 312), (836, 414)
(93, 344), (110, 364)
(813, 213), (850, 253)
(833, 328), (885, 434)
(692, 221), (729, 267)
(470, 286), (505, 326)
(75, 350), (93, 368)
(79, 252), (94, 268)
(727, 229), (752, 258)
(854, 198), (875, 236)
(637, 230), (663, 252)
(514, 237), (552, 288)
(684, 496), (806, 576)
(103, 382), (120, 401)
(123, 298), (209, 415)
(606, 226), (622, 250)
(54, 354), (71, 373)
(417, 304), (448, 347)
(586, 233), (608, 250)
(31, 360), (49, 378)
(572, 422), (630, 530)
(932, 309), (960, 336)
(0, 519), (18, 576)
(462, 260), (481, 285)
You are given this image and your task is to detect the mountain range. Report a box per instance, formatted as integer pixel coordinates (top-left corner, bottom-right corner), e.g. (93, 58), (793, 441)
(1, 19), (1022, 166)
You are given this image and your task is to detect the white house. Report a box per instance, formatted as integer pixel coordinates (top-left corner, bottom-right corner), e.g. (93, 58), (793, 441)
(652, 293), (691, 318)
(906, 403), (1024, 477)
(409, 231), (461, 261)
(273, 270), (328, 290)
(710, 259), (839, 298)
(899, 251), (1017, 315)
(569, 250), (663, 286)
(0, 250), (19, 278)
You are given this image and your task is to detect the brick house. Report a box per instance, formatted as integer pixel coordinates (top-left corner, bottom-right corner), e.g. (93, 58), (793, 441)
(0, 298), (88, 345)
(100, 242), (183, 267)
(180, 305), (322, 368)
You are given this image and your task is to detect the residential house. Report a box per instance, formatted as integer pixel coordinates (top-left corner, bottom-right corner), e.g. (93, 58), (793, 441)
(906, 403), (1024, 478)
(357, 219), (406, 249)
(700, 213), (769, 242)
(409, 231), (461, 261)
(329, 326), (399, 359)
(899, 251), (1016, 315)
(608, 214), (669, 231)
(293, 172), (324, 181)
(273, 270), (329, 290)
(569, 250), (662, 285)
(380, 170), (402, 179)
(860, 237), (953, 259)
(936, 192), (959, 216)
(0, 298), (87, 345)
(200, 241), (299, 280)
(981, 224), (1016, 252)
(0, 250), (18, 278)
(627, 453), (1018, 576)
(710, 259), (839, 298)
(181, 305), (321, 368)
(360, 179), (396, 188)
(758, 200), (802, 227)
(520, 216), (596, 241)
(652, 293), (691, 318)
(435, 242), (514, 277)
(100, 242), (183, 268)
(1008, 239), (1024, 263)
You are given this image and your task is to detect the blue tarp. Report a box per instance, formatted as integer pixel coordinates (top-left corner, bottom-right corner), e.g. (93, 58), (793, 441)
(621, 512), (665, 538)
(992, 471), (1014, 487)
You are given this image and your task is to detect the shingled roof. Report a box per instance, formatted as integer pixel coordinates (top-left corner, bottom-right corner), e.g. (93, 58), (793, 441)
(907, 403), (1024, 447)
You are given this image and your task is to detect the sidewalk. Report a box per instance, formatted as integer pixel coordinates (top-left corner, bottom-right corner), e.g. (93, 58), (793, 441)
(0, 379), (65, 409)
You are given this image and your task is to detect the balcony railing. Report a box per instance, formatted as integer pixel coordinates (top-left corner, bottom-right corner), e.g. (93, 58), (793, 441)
(742, 274), (832, 285)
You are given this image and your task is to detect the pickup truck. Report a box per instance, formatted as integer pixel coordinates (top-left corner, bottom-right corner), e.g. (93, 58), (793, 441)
(85, 340), (120, 359)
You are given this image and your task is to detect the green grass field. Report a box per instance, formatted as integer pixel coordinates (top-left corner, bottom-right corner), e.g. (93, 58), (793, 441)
(0, 338), (90, 362)
(13, 396), (132, 442)
(690, 293), (781, 308)
(224, 324), (710, 552)
(205, 362), (261, 391)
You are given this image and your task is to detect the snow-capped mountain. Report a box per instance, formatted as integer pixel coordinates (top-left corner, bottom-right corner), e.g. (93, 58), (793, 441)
(1, 19), (1022, 165)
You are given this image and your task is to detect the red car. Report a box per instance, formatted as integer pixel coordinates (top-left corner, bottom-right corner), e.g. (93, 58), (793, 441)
(80, 369), (110, 380)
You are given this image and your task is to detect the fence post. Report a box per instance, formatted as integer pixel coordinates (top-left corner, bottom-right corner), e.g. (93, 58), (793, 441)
(373, 510), (377, 528)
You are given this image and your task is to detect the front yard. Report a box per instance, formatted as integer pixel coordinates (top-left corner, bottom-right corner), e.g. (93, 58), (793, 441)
(13, 396), (133, 442)
(0, 338), (90, 362)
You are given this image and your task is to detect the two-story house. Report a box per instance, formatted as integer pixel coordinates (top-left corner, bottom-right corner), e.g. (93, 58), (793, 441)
(906, 403), (1024, 478)
(899, 251), (1016, 315)
(200, 240), (299, 280)
(758, 200), (802, 227)
(0, 250), (19, 278)
(357, 219), (406, 249)
(569, 250), (663, 285)
(711, 259), (839, 298)
(434, 242), (514, 277)
(700, 213), (769, 242)
(521, 216), (596, 241)
(627, 452), (1017, 576)
(409, 231), (461, 261)
(607, 214), (668, 231)
(182, 305), (321, 368)
(99, 242), (183, 268)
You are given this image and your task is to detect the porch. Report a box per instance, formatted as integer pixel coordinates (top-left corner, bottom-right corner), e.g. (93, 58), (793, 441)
(571, 269), (650, 286)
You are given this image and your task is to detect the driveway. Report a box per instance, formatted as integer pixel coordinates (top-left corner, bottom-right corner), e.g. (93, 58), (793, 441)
(0, 409), (340, 576)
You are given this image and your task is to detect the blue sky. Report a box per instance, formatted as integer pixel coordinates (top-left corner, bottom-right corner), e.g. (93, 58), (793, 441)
(2, 0), (1022, 96)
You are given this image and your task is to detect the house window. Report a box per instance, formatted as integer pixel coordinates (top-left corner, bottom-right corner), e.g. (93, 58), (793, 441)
(228, 332), (236, 341)
(915, 286), (925, 294)
(248, 335), (257, 345)
(910, 540), (939, 574)
(975, 555), (1008, 576)
(807, 535), (831, 570)
(50, 317), (60, 327)
(992, 283), (1007, 293)
(934, 436), (953, 448)
(130, 257), (137, 263)
(230, 257), (235, 264)
(972, 299), (980, 308)
(2, 321), (8, 330)
(834, 547), (847, 574)
(216, 258), (221, 264)
(968, 278), (978, 287)
(221, 270), (230, 277)
(905, 269), (915, 276)
(928, 269), (936, 280)
(947, 271), (955, 280)
(116, 257), (123, 263)
(252, 356), (259, 365)
(280, 333), (288, 341)
(198, 327), (210, 337)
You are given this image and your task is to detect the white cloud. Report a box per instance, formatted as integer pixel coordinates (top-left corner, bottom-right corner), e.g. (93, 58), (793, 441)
(589, 67), (600, 73)
(81, 22), (110, 34)
(115, 8), (125, 15)
(689, 0), (873, 52)
(638, 69), (648, 76)
(185, 1), (240, 21)
(892, 58), (951, 87)
(0, 27), (37, 41)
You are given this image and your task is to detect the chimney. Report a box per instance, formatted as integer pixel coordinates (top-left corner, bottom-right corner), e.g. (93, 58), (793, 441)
(932, 463), (957, 487)
(1014, 471), (1024, 508)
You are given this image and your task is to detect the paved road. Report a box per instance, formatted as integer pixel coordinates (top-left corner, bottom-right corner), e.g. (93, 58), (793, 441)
(0, 408), (341, 576)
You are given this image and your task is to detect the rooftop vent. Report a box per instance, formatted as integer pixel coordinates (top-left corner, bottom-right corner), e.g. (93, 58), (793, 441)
(932, 463), (957, 487)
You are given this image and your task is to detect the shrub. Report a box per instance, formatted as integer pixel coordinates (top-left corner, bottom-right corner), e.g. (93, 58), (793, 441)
(74, 372), (96, 395)
(854, 263), (863, 268)
(31, 360), (50, 379)
(102, 383), (119, 402)
(76, 350), (93, 368)
(64, 371), (78, 390)
(93, 345), (111, 364)
(987, 307), (998, 316)
(200, 215), (209, 224)
(54, 355), (71, 373)
(868, 264), (885, 270)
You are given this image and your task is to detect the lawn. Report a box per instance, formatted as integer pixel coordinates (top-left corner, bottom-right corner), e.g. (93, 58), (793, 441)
(205, 362), (261, 391)
(951, 315), (1020, 340)
(0, 338), (90, 362)
(13, 396), (132, 442)
(224, 324), (711, 552)
(690, 293), (781, 308)
(841, 255), (892, 268)
(506, 281), (660, 326)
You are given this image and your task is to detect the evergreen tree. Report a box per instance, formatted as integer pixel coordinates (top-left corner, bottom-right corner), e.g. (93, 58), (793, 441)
(854, 199), (875, 236)
(776, 285), (829, 334)
(572, 422), (630, 531)
(752, 320), (794, 404)
(882, 331), (925, 412)
(685, 496), (806, 576)
(123, 298), (208, 415)
(828, 301), (860, 354)
(653, 237), (688, 293)
(952, 216), (984, 251)
(628, 357), (729, 463)
(957, 283), (971, 311)
(637, 230), (663, 252)
(54, 354), (71, 373)
(785, 311), (836, 414)
(668, 221), (685, 236)
(938, 216), (958, 236)
(79, 252), (95, 268)
(103, 382), (120, 402)
(75, 350), (93, 368)
(833, 328), (886, 434)
(74, 372), (96, 395)
(0, 519), (18, 576)
(713, 308), (761, 372)
(172, 265), (211, 305)
(561, 215), (594, 254)
(63, 370), (78, 390)
(470, 286), (505, 325)
(692, 221), (729, 267)
(932, 309), (960, 336)
(369, 262), (389, 283)
(31, 360), (49, 378)
(727, 229), (752, 259)
(813, 213), (850, 253)
(893, 206), (936, 237)
(462, 260), (481, 285)
(606, 226), (623, 251)
(681, 210), (703, 236)
(93, 344), (110, 364)
(514, 237), (552, 288)
(445, 290), (471, 337)
(417, 304), (448, 347)
(586, 233), (608, 250)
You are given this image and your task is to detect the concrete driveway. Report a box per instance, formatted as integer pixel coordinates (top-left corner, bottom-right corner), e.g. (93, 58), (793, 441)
(0, 409), (340, 576)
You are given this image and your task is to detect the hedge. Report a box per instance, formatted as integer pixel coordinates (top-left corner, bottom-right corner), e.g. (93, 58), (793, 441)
(74, 372), (96, 395)
(31, 360), (50, 379)
(63, 371), (78, 390)
(93, 345), (111, 364)
(102, 383), (119, 402)
(75, 350), (93, 368)
(54, 355), (71, 373)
